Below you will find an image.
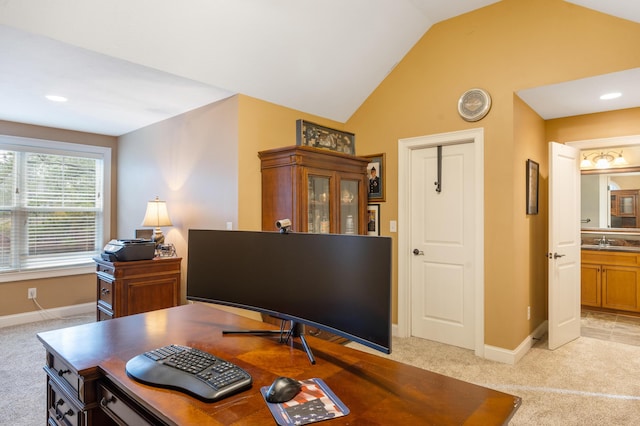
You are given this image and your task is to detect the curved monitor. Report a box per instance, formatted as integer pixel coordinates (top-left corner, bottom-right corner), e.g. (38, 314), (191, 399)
(186, 229), (392, 354)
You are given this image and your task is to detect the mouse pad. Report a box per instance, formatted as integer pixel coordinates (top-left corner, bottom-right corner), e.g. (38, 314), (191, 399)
(261, 378), (349, 425)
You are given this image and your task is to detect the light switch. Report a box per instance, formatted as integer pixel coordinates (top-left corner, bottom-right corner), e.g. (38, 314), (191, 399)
(226, 222), (233, 230)
(390, 220), (397, 232)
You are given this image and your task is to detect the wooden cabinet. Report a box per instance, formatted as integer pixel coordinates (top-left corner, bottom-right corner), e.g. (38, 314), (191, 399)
(258, 146), (369, 235)
(581, 250), (640, 312)
(259, 146), (369, 342)
(94, 257), (181, 321)
(610, 190), (639, 228)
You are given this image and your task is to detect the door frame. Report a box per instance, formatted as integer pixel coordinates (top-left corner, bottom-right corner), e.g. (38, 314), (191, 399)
(398, 128), (485, 357)
(565, 134), (640, 152)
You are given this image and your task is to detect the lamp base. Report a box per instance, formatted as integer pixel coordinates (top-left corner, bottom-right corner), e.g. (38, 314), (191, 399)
(153, 228), (165, 246)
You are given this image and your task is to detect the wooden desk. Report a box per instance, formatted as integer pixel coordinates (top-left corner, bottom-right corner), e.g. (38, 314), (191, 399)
(38, 303), (521, 425)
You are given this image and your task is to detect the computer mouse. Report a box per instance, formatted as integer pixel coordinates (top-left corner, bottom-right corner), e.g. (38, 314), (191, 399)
(265, 376), (302, 403)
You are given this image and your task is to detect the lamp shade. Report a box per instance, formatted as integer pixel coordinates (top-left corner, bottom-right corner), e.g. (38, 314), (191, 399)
(142, 197), (173, 227)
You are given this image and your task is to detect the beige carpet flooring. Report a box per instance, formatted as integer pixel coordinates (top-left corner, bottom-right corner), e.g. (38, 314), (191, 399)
(2, 312), (640, 425)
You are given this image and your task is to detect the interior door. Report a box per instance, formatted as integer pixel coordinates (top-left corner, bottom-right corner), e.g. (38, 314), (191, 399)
(410, 142), (475, 349)
(548, 142), (581, 350)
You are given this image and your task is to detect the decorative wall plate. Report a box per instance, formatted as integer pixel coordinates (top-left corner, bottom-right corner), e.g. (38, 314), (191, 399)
(458, 88), (492, 122)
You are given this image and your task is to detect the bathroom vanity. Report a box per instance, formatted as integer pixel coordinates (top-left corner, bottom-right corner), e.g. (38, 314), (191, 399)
(581, 230), (640, 313)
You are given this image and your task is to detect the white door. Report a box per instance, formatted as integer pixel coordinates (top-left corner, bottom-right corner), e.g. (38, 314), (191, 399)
(410, 142), (475, 349)
(548, 142), (581, 350)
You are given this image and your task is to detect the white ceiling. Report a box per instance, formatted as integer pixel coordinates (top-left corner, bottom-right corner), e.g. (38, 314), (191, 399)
(0, 0), (639, 136)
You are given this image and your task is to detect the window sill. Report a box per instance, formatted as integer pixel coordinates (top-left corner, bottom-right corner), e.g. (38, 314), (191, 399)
(0, 264), (95, 283)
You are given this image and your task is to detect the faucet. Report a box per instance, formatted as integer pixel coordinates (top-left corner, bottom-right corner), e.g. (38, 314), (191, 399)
(599, 235), (614, 247)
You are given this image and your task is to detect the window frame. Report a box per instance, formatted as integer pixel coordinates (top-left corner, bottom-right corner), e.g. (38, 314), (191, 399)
(0, 135), (111, 282)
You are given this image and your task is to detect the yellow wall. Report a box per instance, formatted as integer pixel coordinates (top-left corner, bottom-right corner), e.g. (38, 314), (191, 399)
(0, 120), (117, 316)
(339, 0), (640, 349)
(546, 108), (640, 143)
(236, 95), (350, 230)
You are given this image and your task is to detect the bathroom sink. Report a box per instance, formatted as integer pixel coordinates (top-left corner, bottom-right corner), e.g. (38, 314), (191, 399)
(581, 244), (640, 252)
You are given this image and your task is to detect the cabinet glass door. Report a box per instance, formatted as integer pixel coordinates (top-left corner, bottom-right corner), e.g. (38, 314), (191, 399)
(308, 175), (330, 233)
(340, 180), (359, 234)
(619, 195), (635, 216)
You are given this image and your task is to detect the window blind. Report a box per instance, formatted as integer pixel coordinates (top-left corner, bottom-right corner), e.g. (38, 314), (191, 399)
(0, 147), (104, 272)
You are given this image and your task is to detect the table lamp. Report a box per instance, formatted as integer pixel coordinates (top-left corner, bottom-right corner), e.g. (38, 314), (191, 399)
(141, 196), (172, 245)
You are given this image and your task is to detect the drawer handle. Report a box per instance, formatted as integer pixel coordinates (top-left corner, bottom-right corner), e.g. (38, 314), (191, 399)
(58, 369), (70, 377)
(101, 288), (110, 295)
(55, 398), (64, 407)
(56, 408), (74, 421)
(100, 395), (117, 408)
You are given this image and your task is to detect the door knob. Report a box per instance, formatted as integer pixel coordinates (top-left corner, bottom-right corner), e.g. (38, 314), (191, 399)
(553, 253), (565, 259)
(413, 249), (424, 256)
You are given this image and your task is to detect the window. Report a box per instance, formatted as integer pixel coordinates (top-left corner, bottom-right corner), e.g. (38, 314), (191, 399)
(0, 136), (111, 276)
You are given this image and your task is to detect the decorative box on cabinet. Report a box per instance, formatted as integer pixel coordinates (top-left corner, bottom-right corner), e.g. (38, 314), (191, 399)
(93, 257), (181, 321)
(258, 145), (369, 235)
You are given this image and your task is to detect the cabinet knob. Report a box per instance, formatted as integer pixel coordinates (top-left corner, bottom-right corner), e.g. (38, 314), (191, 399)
(56, 409), (74, 421)
(101, 288), (110, 295)
(100, 395), (117, 408)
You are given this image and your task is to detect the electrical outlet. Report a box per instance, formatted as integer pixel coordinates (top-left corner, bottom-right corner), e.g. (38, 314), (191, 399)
(527, 306), (531, 320)
(28, 288), (37, 299)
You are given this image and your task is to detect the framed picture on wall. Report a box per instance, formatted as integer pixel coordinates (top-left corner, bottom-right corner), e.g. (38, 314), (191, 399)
(526, 159), (539, 215)
(367, 204), (380, 236)
(363, 153), (385, 202)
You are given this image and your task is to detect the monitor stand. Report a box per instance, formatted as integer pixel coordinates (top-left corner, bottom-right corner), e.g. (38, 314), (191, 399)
(222, 320), (316, 365)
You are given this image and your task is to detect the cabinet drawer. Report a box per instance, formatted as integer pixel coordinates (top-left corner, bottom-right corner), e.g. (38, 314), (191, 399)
(582, 250), (640, 267)
(98, 381), (157, 425)
(50, 356), (81, 397)
(97, 262), (115, 275)
(98, 278), (114, 306)
(47, 378), (81, 426)
(98, 305), (114, 321)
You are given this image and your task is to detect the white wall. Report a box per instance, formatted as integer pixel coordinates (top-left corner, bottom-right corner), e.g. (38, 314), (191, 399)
(117, 97), (239, 300)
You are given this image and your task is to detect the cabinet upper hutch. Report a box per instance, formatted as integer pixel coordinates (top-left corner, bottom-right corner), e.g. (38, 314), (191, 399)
(259, 145), (369, 235)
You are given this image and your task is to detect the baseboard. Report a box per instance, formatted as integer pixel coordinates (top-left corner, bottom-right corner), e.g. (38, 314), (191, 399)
(0, 302), (94, 328)
(484, 321), (548, 365)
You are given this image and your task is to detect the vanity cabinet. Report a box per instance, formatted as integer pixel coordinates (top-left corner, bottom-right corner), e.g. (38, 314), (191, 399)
(581, 250), (640, 312)
(93, 257), (181, 321)
(258, 145), (369, 235)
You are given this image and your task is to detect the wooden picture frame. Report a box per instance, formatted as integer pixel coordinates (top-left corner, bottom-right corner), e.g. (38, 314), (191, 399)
(296, 119), (355, 155)
(526, 159), (539, 215)
(367, 204), (380, 236)
(363, 153), (385, 202)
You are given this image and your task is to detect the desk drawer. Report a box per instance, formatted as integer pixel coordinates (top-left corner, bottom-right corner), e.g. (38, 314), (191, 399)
(47, 378), (81, 426)
(50, 356), (80, 397)
(98, 381), (158, 425)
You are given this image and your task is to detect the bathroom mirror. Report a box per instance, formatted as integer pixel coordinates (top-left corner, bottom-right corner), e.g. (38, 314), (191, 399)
(581, 167), (640, 231)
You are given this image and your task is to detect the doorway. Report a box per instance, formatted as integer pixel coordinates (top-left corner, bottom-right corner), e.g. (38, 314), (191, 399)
(398, 128), (485, 356)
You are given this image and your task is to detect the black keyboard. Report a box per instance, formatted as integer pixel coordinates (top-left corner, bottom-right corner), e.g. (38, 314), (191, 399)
(125, 344), (252, 402)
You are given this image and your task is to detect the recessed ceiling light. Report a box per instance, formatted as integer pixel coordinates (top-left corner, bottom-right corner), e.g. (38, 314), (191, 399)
(600, 92), (622, 100)
(45, 95), (68, 102)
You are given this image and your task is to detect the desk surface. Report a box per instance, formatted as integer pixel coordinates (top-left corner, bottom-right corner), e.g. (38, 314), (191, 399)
(38, 303), (520, 425)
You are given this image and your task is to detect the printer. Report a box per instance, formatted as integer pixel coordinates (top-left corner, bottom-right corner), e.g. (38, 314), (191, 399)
(101, 239), (156, 262)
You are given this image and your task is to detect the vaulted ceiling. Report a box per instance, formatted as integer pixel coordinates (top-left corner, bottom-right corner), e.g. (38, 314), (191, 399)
(0, 1), (639, 136)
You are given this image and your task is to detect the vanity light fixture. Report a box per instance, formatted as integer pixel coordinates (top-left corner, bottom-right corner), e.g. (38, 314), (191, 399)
(580, 151), (627, 169)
